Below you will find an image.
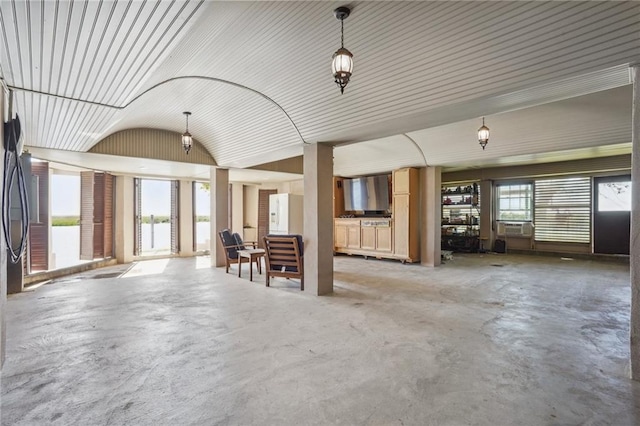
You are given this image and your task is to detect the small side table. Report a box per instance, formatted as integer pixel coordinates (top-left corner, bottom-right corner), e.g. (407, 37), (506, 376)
(237, 249), (265, 282)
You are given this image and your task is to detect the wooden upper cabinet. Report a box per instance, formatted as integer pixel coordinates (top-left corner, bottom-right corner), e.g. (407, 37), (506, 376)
(392, 167), (419, 262)
(393, 168), (418, 194)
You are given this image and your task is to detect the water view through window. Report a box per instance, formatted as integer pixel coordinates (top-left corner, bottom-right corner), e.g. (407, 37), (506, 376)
(51, 173), (86, 269)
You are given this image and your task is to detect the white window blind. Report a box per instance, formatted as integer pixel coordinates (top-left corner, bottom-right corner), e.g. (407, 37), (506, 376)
(534, 177), (591, 243)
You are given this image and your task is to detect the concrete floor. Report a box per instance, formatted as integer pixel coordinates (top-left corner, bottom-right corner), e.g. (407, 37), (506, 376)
(1, 254), (639, 425)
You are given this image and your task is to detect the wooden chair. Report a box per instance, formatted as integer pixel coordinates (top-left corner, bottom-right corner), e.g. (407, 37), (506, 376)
(218, 229), (256, 274)
(262, 235), (304, 290)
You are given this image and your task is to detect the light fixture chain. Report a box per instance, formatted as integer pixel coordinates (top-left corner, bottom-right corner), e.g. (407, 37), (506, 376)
(341, 18), (344, 48)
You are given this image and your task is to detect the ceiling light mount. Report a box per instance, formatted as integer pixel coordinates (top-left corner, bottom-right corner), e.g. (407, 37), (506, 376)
(478, 117), (490, 150)
(334, 6), (350, 20)
(332, 6), (353, 94)
(182, 111), (193, 155)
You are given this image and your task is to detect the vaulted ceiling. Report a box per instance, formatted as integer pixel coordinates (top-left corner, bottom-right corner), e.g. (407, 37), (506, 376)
(1, 1), (638, 180)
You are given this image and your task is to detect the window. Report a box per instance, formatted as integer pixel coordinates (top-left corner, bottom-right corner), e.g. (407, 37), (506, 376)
(597, 181), (631, 212)
(496, 184), (533, 221)
(193, 182), (211, 252)
(534, 177), (591, 243)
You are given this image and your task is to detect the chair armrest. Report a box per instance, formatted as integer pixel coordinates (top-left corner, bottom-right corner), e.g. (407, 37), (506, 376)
(222, 243), (244, 250)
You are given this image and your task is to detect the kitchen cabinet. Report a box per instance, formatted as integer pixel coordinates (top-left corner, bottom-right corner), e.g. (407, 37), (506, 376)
(392, 168), (419, 262)
(334, 218), (393, 257)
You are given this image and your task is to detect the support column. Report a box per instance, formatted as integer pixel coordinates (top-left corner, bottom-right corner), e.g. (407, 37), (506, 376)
(231, 183), (244, 235)
(479, 180), (494, 252)
(631, 65), (640, 380)
(421, 166), (442, 267)
(303, 143), (333, 295)
(210, 168), (229, 267)
(179, 180), (194, 257)
(1, 86), (6, 367)
(114, 176), (134, 264)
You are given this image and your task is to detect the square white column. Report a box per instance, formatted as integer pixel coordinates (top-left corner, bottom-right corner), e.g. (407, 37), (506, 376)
(303, 144), (334, 295)
(114, 176), (134, 264)
(630, 65), (640, 380)
(179, 180), (194, 257)
(421, 166), (442, 267)
(210, 168), (229, 267)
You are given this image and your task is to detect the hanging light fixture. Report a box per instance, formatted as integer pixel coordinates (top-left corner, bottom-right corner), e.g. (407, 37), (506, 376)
(478, 117), (490, 150)
(331, 6), (353, 94)
(181, 111), (193, 155)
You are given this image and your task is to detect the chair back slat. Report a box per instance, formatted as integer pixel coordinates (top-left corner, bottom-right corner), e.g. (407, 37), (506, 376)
(262, 235), (304, 290)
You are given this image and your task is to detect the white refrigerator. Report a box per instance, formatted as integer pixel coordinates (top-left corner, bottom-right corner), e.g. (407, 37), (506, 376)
(269, 193), (304, 235)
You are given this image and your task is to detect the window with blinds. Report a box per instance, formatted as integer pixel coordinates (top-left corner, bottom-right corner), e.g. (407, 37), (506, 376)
(496, 183), (533, 221)
(534, 177), (591, 243)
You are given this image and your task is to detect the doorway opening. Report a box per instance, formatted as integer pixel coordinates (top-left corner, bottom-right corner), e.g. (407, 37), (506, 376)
(193, 182), (211, 253)
(134, 179), (177, 256)
(593, 175), (631, 255)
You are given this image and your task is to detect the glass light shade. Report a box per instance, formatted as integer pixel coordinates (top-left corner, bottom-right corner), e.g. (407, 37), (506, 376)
(478, 125), (490, 150)
(332, 47), (353, 93)
(182, 131), (193, 154)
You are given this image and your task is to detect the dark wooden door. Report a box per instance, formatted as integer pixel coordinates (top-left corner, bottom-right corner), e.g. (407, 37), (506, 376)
(257, 189), (277, 248)
(593, 175), (631, 254)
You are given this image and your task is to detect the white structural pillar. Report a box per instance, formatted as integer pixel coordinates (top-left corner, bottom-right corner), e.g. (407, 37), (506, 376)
(631, 64), (640, 381)
(231, 183), (244, 234)
(479, 180), (494, 252)
(210, 167), (229, 267)
(179, 180), (194, 257)
(0, 86), (6, 367)
(303, 143), (334, 295)
(421, 166), (442, 267)
(115, 176), (134, 264)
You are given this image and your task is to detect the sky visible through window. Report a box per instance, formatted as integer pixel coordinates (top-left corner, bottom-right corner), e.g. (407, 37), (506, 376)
(141, 179), (170, 215)
(598, 181), (631, 212)
(50, 176), (211, 216)
(194, 182), (210, 216)
(51, 175), (80, 216)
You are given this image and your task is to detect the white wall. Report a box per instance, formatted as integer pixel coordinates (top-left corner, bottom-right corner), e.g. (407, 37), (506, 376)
(231, 183), (244, 233)
(1, 87), (6, 367)
(243, 185), (259, 228)
(115, 176), (134, 263)
(261, 179), (304, 195)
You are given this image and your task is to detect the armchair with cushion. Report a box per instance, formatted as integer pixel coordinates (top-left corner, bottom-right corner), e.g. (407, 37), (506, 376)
(218, 229), (257, 274)
(262, 234), (304, 290)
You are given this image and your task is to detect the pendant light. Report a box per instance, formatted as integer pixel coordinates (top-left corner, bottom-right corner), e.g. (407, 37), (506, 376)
(182, 111), (193, 155)
(332, 7), (353, 94)
(478, 117), (490, 150)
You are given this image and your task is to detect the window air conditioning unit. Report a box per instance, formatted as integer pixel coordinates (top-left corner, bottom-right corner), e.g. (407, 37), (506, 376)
(497, 222), (534, 238)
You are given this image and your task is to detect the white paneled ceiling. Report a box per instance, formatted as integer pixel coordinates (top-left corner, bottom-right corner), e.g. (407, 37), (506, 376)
(408, 86), (632, 168)
(334, 135), (426, 177)
(1, 1), (639, 175)
(27, 147), (302, 183)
